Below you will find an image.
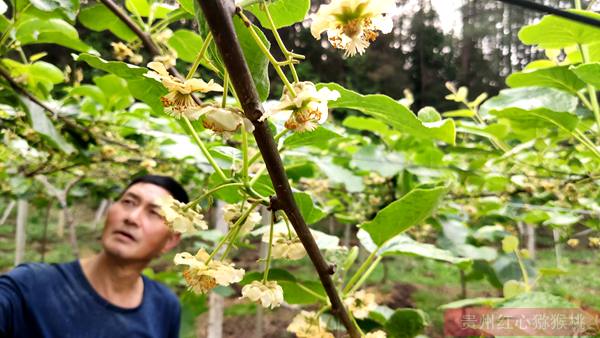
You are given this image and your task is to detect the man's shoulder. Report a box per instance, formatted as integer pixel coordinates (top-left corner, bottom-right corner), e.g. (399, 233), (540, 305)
(2, 261), (76, 288)
(142, 275), (180, 308)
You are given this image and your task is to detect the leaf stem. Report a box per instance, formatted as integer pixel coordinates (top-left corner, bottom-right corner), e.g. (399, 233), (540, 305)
(263, 212), (275, 282)
(221, 72), (229, 108)
(187, 33), (213, 79)
(343, 249), (378, 295)
(262, 1), (300, 83)
(297, 283), (329, 303)
(183, 117), (228, 180)
(347, 256), (383, 295)
(221, 202), (260, 259)
(237, 11), (296, 96)
(573, 129), (600, 159)
(186, 183), (244, 209)
(248, 129), (288, 165)
(242, 118), (249, 183)
(578, 43), (600, 137)
(514, 249), (530, 290)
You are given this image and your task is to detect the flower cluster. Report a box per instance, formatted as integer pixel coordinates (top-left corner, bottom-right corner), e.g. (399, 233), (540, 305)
(110, 42), (143, 64)
(343, 289), (378, 319)
(310, 0), (395, 57)
(262, 81), (340, 133)
(365, 330), (387, 338)
(156, 195), (207, 234)
(223, 203), (262, 235)
(174, 249), (245, 294)
(262, 229), (306, 260)
(287, 311), (334, 338)
(146, 62), (223, 120)
(241, 280), (284, 309)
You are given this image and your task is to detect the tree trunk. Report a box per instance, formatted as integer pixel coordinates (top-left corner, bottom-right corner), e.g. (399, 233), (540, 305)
(14, 199), (28, 266)
(206, 200), (227, 338)
(0, 200), (16, 225)
(526, 223), (536, 260)
(254, 206), (271, 338)
(65, 206), (79, 258)
(93, 199), (109, 231)
(40, 202), (52, 262)
(57, 209), (65, 238)
(553, 229), (562, 268)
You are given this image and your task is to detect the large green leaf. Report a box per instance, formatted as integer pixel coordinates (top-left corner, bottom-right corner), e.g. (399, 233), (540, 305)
(30, 0), (79, 21)
(518, 10), (600, 48)
(571, 62), (600, 88)
(76, 53), (167, 113)
(313, 157), (364, 192)
(246, 0), (310, 28)
(293, 191), (326, 225)
(342, 116), (395, 138)
(506, 66), (585, 95)
(93, 74), (134, 111)
(167, 29), (203, 63)
(384, 308), (429, 338)
(16, 17), (94, 52)
(357, 230), (472, 269)
(493, 108), (579, 132)
(21, 97), (75, 154)
(350, 144), (403, 177)
(233, 16), (270, 101)
(79, 4), (136, 42)
(283, 126), (342, 149)
(480, 87), (578, 116)
(319, 83), (456, 144)
(361, 185), (447, 246)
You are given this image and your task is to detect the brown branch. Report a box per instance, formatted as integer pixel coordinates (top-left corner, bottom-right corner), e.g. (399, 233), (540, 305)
(195, 1), (360, 337)
(96, 0), (186, 80)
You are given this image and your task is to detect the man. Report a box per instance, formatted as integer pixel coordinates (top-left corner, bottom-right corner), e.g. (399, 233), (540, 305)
(0, 175), (187, 338)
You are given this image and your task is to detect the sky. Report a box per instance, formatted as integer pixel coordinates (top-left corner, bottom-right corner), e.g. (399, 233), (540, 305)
(392, 0), (464, 35)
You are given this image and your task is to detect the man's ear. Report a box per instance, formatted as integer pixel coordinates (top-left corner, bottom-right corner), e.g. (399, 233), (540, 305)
(161, 232), (181, 254)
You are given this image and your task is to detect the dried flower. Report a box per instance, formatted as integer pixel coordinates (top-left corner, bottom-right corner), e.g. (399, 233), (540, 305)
(287, 311), (334, 338)
(311, 0), (395, 57)
(344, 289), (377, 319)
(202, 105), (254, 135)
(157, 195), (207, 234)
(241, 280), (284, 309)
(111, 42), (134, 61)
(261, 81), (339, 133)
(174, 249), (245, 294)
(365, 330), (387, 338)
(223, 203), (262, 235)
(146, 62), (223, 120)
(262, 230), (306, 260)
(152, 51), (178, 68)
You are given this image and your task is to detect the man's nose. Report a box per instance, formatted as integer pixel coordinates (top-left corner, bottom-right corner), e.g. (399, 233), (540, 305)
(124, 206), (144, 226)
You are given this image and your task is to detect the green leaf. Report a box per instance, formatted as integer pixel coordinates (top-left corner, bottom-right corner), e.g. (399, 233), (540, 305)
(68, 85), (107, 107)
(350, 144), (403, 177)
(313, 157), (364, 192)
(384, 308), (429, 338)
(293, 191), (326, 225)
(283, 126), (342, 149)
(93, 74), (133, 111)
(439, 297), (503, 310)
(358, 230), (472, 269)
(360, 185), (447, 246)
(518, 10), (600, 48)
(319, 83), (456, 145)
(442, 109), (475, 118)
(125, 0), (150, 17)
(177, 0), (194, 14)
(506, 66), (586, 95)
(79, 4), (137, 42)
(493, 108), (579, 132)
(571, 62), (600, 88)
(246, 0), (310, 28)
(16, 17), (94, 52)
(233, 16), (270, 101)
(342, 116), (394, 136)
(167, 29), (204, 63)
(30, 0), (79, 21)
(21, 97), (75, 154)
(480, 87), (578, 116)
(75, 53), (167, 113)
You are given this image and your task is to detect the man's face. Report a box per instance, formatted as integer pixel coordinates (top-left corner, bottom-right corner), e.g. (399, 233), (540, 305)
(102, 182), (180, 262)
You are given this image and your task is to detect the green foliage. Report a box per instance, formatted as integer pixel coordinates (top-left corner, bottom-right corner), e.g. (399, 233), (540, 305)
(320, 83), (456, 145)
(246, 0), (310, 29)
(518, 10), (600, 48)
(16, 16), (94, 52)
(79, 4), (137, 42)
(361, 185), (447, 246)
(384, 308), (429, 338)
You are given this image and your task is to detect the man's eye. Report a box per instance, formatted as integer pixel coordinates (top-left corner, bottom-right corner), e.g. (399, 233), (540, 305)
(122, 199), (134, 206)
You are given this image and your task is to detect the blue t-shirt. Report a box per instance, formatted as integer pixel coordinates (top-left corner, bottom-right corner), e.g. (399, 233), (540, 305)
(0, 261), (180, 338)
